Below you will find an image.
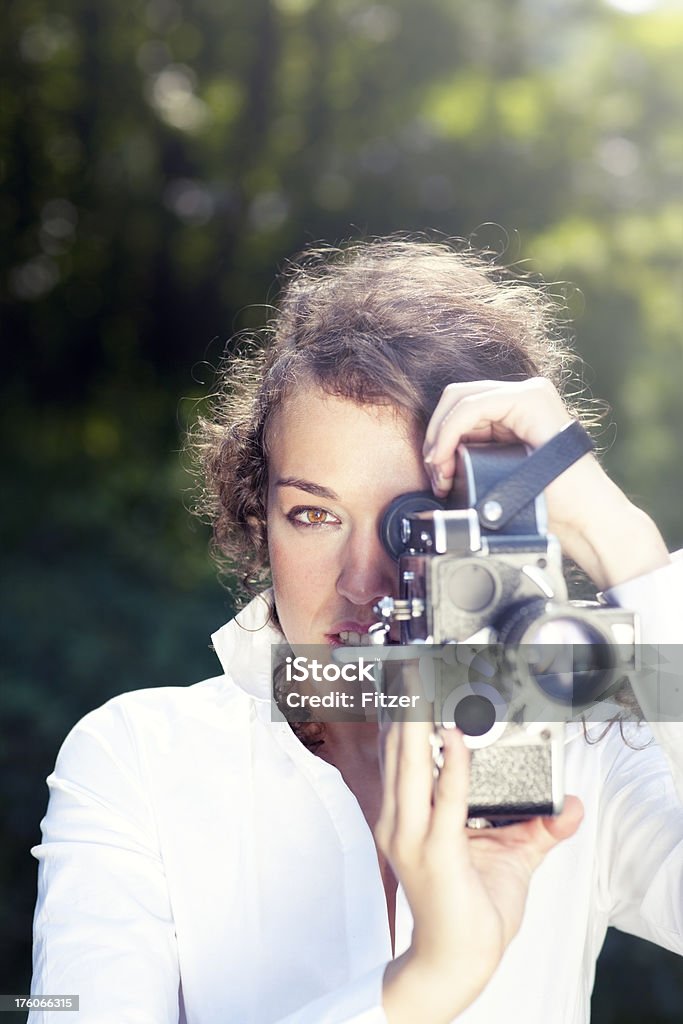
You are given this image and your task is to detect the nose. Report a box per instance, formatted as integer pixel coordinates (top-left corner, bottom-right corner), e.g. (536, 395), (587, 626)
(335, 523), (397, 608)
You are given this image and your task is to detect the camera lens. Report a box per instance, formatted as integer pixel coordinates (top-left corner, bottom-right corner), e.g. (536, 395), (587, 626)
(524, 618), (613, 706)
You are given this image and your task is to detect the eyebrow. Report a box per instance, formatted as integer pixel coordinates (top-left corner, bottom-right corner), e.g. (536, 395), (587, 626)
(275, 477), (339, 501)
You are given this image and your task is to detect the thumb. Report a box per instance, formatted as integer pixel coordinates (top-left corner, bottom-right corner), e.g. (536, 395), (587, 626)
(541, 795), (584, 844)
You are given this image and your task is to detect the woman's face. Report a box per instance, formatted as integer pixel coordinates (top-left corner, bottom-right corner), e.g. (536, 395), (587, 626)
(266, 388), (430, 647)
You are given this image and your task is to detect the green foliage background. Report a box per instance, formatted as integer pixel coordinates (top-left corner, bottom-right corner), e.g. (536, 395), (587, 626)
(1, 0), (682, 1019)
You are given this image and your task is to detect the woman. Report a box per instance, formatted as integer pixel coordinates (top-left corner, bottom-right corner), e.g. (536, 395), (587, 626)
(31, 238), (683, 1023)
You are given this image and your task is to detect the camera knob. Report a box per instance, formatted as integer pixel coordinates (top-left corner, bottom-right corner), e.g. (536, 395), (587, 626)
(481, 499), (503, 525)
(374, 596), (397, 620)
(373, 597), (424, 622)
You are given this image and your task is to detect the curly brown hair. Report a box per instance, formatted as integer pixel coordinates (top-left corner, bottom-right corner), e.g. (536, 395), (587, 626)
(190, 236), (589, 596)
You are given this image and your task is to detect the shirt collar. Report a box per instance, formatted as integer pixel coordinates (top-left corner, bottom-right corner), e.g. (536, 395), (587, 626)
(211, 589), (283, 702)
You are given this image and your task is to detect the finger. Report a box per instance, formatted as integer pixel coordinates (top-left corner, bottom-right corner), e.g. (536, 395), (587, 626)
(519, 795), (585, 875)
(539, 795), (584, 845)
(375, 721), (400, 844)
(426, 384), (571, 492)
(429, 728), (470, 848)
(431, 378), (570, 460)
(394, 720), (436, 847)
(469, 795), (584, 872)
(427, 430), (517, 497)
(430, 390), (519, 467)
(423, 383), (524, 497)
(423, 380), (507, 456)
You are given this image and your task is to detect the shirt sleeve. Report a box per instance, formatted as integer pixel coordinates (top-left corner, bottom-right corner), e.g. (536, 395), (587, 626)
(596, 726), (683, 951)
(597, 551), (683, 950)
(602, 549), (683, 800)
(602, 549), (683, 645)
(30, 699), (181, 1023)
(274, 966), (388, 1024)
(30, 699), (390, 1024)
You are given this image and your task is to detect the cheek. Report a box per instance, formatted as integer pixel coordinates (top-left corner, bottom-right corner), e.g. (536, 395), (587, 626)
(267, 528), (340, 645)
(267, 523), (338, 604)
(267, 532), (298, 593)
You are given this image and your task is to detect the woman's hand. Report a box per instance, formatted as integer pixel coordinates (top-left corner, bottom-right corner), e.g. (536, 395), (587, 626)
(377, 720), (583, 1024)
(422, 377), (670, 590)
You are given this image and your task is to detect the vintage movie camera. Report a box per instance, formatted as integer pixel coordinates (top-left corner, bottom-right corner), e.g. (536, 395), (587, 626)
(372, 422), (638, 825)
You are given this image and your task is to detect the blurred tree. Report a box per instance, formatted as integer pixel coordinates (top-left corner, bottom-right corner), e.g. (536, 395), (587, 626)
(1, 0), (681, 1018)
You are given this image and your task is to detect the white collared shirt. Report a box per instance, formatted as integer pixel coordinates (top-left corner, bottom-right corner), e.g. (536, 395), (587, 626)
(30, 560), (683, 1023)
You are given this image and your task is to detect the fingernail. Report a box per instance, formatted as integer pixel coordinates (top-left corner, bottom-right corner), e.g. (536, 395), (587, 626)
(423, 445), (434, 463)
(428, 465), (444, 491)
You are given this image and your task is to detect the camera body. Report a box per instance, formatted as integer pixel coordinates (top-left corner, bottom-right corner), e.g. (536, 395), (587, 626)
(375, 443), (638, 824)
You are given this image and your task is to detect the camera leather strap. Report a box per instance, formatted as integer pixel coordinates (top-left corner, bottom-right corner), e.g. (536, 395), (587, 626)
(475, 419), (594, 531)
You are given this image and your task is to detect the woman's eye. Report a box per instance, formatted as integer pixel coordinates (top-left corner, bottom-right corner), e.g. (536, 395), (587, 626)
(289, 507), (339, 527)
